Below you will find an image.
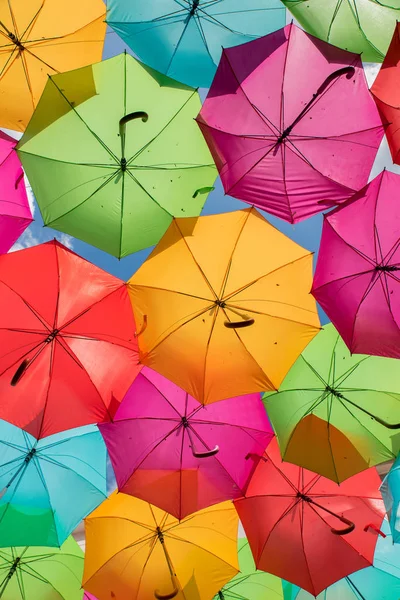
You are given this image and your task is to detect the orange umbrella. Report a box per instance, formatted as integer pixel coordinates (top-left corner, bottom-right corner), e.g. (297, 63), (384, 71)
(128, 208), (320, 404)
(0, 0), (106, 131)
(83, 493), (239, 600)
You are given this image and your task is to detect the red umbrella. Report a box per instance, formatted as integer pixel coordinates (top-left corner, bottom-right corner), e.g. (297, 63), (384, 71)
(234, 439), (385, 596)
(0, 240), (140, 438)
(197, 24), (384, 223)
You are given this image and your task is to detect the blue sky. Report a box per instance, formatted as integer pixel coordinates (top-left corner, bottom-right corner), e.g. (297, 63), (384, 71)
(8, 17), (399, 327)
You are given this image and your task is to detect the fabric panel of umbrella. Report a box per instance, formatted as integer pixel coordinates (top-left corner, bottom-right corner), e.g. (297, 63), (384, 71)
(99, 366), (274, 520)
(17, 53), (217, 258)
(380, 454), (400, 543)
(264, 324), (400, 483)
(234, 439), (386, 596)
(0, 0), (106, 131)
(83, 492), (239, 600)
(0, 239), (140, 438)
(106, 0), (286, 88)
(197, 23), (385, 223)
(128, 208), (320, 404)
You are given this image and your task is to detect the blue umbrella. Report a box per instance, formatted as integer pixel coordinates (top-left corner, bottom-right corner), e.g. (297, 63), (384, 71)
(0, 421), (108, 547)
(106, 0), (286, 87)
(381, 456), (400, 543)
(283, 520), (400, 600)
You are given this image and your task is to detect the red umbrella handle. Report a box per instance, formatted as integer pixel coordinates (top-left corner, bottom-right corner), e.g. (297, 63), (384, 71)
(364, 523), (386, 537)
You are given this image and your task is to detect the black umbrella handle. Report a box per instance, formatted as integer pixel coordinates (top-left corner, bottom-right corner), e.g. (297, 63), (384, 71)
(341, 396), (400, 430)
(185, 425), (219, 458)
(302, 495), (355, 536)
(224, 318), (254, 329)
(119, 111), (148, 161)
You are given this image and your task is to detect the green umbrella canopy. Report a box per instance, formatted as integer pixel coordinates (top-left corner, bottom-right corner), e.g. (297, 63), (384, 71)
(213, 538), (286, 600)
(263, 324), (400, 483)
(17, 53), (217, 258)
(282, 0), (400, 63)
(0, 536), (83, 599)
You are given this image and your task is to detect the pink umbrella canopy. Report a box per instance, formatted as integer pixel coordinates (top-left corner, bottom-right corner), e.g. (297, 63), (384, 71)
(99, 367), (274, 520)
(313, 169), (400, 358)
(0, 131), (32, 253)
(197, 24), (385, 223)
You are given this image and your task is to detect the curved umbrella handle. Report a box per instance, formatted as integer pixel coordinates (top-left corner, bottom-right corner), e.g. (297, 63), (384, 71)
(192, 445), (219, 458)
(11, 358), (30, 386)
(154, 576), (179, 600)
(364, 523), (386, 538)
(135, 315), (148, 337)
(193, 186), (215, 198)
(316, 66), (355, 96)
(224, 318), (255, 329)
(331, 515), (355, 536)
(119, 111), (148, 161)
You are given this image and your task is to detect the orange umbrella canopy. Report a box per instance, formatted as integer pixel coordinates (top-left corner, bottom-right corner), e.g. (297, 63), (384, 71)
(128, 208), (320, 404)
(83, 493), (239, 600)
(0, 0), (106, 131)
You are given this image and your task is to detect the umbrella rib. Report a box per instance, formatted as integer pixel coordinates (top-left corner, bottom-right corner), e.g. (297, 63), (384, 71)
(348, 271), (380, 350)
(164, 532), (239, 572)
(19, 2), (44, 41)
(6, 0), (19, 38)
(36, 453), (108, 497)
(124, 169), (174, 218)
(218, 209), (252, 299)
(227, 301), (318, 327)
(0, 44), (19, 78)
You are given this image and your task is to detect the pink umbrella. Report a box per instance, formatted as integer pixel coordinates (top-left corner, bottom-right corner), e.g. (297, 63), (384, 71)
(313, 169), (400, 358)
(84, 594), (98, 600)
(99, 367), (274, 520)
(197, 24), (385, 223)
(0, 131), (32, 253)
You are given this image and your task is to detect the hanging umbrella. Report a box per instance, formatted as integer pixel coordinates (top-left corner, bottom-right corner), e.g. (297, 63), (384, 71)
(0, 0), (106, 132)
(312, 169), (400, 359)
(99, 367), (274, 520)
(17, 53), (217, 258)
(371, 23), (400, 165)
(106, 1), (286, 88)
(83, 492), (239, 600)
(234, 439), (386, 596)
(263, 323), (400, 483)
(0, 536), (83, 599)
(380, 455), (400, 542)
(128, 208), (320, 404)
(282, 0), (400, 63)
(0, 239), (140, 439)
(197, 23), (385, 223)
(0, 131), (32, 253)
(213, 538), (286, 600)
(84, 594), (97, 600)
(283, 520), (400, 600)
(0, 420), (108, 548)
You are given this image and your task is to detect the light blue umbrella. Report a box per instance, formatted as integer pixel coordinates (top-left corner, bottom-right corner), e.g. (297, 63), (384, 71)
(381, 455), (400, 543)
(106, 0), (286, 88)
(283, 520), (400, 600)
(0, 421), (108, 547)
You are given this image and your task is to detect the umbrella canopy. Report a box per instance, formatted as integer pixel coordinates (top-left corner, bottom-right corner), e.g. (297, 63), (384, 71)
(371, 23), (400, 165)
(234, 439), (386, 596)
(313, 170), (400, 358)
(197, 23), (384, 223)
(0, 536), (83, 599)
(380, 455), (400, 542)
(213, 538), (286, 600)
(128, 208), (320, 404)
(0, 239), (140, 439)
(263, 324), (400, 483)
(282, 0), (400, 63)
(17, 53), (217, 258)
(106, 1), (286, 88)
(0, 0), (106, 132)
(0, 420), (108, 548)
(83, 492), (239, 600)
(99, 367), (273, 520)
(283, 520), (400, 600)
(0, 131), (32, 253)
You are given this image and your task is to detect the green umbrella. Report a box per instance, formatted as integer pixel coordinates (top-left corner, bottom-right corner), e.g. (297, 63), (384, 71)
(213, 538), (286, 600)
(282, 1), (400, 63)
(17, 53), (217, 258)
(0, 536), (83, 599)
(263, 323), (400, 483)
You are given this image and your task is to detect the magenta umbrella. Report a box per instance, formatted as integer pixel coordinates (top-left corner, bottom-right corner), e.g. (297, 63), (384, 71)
(197, 24), (385, 223)
(313, 169), (400, 358)
(0, 131), (32, 253)
(99, 367), (274, 520)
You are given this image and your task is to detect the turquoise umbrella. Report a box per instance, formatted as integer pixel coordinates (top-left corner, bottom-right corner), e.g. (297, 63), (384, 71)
(106, 1), (286, 87)
(0, 421), (108, 547)
(380, 455), (400, 543)
(283, 520), (400, 600)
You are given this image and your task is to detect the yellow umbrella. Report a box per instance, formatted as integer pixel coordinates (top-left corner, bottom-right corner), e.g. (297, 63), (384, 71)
(128, 208), (320, 404)
(0, 0), (106, 131)
(83, 493), (239, 600)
